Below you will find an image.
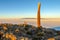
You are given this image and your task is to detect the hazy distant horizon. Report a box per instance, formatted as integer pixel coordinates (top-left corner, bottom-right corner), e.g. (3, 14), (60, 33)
(0, 18), (60, 28)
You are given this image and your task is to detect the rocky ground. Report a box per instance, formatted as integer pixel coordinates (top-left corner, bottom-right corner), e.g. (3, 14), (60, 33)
(0, 23), (60, 40)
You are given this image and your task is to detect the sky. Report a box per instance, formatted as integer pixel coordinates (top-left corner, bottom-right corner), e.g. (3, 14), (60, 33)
(0, 0), (60, 18)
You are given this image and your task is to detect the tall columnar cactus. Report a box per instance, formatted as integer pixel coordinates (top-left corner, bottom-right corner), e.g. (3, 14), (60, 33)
(37, 2), (41, 28)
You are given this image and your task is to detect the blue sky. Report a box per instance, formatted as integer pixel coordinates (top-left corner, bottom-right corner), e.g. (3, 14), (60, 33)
(0, 0), (60, 18)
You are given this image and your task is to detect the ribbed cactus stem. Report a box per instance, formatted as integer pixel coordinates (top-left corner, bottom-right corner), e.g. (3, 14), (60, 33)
(37, 2), (41, 28)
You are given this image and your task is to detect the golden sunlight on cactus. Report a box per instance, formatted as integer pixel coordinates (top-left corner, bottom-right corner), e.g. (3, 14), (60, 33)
(37, 2), (41, 28)
(48, 38), (55, 40)
(2, 24), (8, 31)
(3, 26), (7, 31)
(5, 33), (17, 40)
(5, 33), (9, 38)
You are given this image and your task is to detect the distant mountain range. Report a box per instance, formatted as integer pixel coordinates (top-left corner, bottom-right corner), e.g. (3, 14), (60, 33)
(22, 18), (45, 19)
(22, 18), (47, 20)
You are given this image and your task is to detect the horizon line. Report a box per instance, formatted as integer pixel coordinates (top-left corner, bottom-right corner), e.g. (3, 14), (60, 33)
(0, 18), (60, 19)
